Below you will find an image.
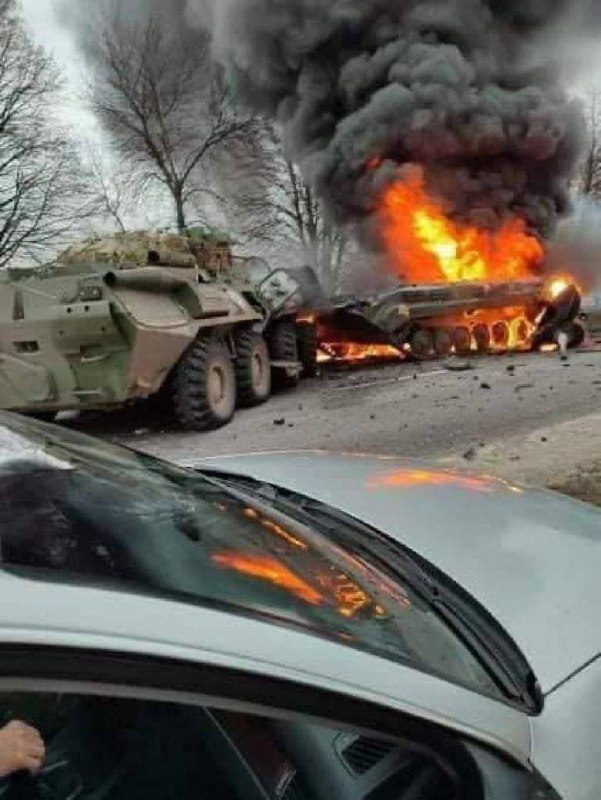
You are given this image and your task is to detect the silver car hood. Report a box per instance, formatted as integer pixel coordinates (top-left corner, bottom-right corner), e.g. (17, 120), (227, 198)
(199, 451), (601, 694)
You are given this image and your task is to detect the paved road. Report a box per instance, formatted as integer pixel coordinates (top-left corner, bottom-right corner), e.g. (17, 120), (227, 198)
(66, 348), (601, 466)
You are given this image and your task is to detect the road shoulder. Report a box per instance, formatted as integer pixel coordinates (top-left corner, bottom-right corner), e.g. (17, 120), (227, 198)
(441, 410), (601, 506)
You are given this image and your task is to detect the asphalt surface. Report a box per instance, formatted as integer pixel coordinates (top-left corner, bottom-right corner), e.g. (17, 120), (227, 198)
(65, 347), (601, 467)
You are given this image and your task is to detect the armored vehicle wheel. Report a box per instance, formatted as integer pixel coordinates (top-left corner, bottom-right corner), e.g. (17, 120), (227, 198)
(491, 321), (510, 349)
(297, 321), (319, 377)
(473, 323), (490, 353)
(172, 336), (236, 431)
(453, 326), (472, 355)
(235, 330), (272, 407)
(433, 328), (453, 358)
(565, 320), (586, 349)
(511, 317), (529, 346)
(409, 328), (434, 360)
(269, 320), (300, 389)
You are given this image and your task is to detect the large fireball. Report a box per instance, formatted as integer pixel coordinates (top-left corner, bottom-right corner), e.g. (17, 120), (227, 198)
(379, 168), (545, 285)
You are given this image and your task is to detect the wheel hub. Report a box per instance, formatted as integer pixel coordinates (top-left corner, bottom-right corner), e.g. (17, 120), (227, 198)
(208, 364), (227, 410)
(251, 350), (267, 389)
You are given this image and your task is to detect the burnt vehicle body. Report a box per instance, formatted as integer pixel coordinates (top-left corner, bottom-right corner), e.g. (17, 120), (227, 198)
(315, 278), (584, 360)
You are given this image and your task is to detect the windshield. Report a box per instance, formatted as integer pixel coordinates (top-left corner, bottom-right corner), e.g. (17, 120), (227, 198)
(0, 418), (498, 700)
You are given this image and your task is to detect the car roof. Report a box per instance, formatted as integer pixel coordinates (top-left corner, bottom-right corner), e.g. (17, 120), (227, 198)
(0, 566), (529, 764)
(200, 450), (601, 694)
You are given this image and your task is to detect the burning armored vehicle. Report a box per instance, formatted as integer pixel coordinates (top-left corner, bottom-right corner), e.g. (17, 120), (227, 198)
(315, 171), (584, 363)
(316, 275), (584, 363)
(0, 231), (319, 430)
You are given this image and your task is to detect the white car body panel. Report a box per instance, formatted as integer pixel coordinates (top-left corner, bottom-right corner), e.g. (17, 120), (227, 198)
(199, 451), (601, 695)
(0, 568), (531, 766)
(531, 657), (601, 800)
(3, 414), (601, 798)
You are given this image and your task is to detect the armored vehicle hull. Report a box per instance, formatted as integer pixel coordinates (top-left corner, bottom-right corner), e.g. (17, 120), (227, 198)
(315, 278), (584, 360)
(0, 234), (279, 431)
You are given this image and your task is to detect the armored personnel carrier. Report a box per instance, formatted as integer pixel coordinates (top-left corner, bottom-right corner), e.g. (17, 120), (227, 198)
(188, 228), (321, 383)
(0, 231), (300, 431)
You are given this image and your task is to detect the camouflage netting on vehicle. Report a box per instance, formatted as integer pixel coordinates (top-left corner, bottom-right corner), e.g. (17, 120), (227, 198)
(58, 232), (196, 266)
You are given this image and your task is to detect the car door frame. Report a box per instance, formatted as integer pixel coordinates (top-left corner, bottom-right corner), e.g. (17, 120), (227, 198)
(0, 641), (540, 796)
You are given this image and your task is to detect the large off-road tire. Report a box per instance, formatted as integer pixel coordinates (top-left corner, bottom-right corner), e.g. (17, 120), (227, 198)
(235, 330), (272, 407)
(172, 336), (236, 431)
(297, 321), (319, 378)
(269, 320), (300, 390)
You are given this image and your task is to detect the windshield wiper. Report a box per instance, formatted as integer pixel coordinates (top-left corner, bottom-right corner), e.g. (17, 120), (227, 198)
(285, 495), (542, 713)
(202, 470), (543, 713)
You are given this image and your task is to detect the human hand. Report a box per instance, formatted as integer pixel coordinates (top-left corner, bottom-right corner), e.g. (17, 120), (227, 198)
(0, 720), (45, 777)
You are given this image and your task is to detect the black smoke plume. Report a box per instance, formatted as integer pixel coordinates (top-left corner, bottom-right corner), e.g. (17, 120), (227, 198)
(195, 0), (592, 240)
(57, 0), (600, 244)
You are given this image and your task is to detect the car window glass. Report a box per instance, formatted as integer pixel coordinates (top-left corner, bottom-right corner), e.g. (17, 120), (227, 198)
(0, 691), (461, 800)
(0, 420), (498, 699)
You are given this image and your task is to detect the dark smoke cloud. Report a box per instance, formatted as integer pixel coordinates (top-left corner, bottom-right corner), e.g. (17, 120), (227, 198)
(56, 0), (600, 247)
(54, 0), (187, 28)
(191, 0), (591, 241)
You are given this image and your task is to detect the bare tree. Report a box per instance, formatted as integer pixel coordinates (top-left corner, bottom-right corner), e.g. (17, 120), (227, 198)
(276, 159), (349, 293)
(219, 124), (350, 292)
(580, 91), (601, 199)
(0, 0), (95, 267)
(85, 146), (129, 233)
(89, 11), (261, 233)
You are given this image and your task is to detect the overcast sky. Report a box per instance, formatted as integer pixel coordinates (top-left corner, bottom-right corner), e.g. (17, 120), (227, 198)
(21, 0), (101, 140)
(22, 0), (78, 83)
(21, 0), (595, 129)
(19, 0), (168, 232)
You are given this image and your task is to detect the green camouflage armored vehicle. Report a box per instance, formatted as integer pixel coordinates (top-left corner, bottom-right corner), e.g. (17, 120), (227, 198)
(0, 231), (296, 431)
(188, 228), (321, 384)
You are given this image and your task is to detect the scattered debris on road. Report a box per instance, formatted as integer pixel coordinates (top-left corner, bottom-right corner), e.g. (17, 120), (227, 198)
(444, 359), (473, 372)
(514, 383), (535, 393)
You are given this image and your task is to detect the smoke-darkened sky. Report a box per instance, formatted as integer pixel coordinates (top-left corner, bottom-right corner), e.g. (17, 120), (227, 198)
(194, 0), (597, 238)
(24, 0), (601, 245)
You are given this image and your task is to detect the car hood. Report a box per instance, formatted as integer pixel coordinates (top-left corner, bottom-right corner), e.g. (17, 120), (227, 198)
(199, 451), (601, 694)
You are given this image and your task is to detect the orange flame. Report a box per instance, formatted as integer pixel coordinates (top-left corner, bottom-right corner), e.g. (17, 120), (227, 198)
(380, 168), (544, 284)
(317, 343), (402, 363)
(316, 571), (372, 618)
(544, 274), (580, 301)
(366, 468), (498, 493)
(212, 551), (323, 605)
(549, 278), (569, 298)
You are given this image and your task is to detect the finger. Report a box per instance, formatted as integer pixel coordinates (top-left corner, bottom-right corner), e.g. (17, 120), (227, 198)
(26, 743), (45, 760)
(22, 756), (43, 775)
(5, 720), (27, 733)
(19, 722), (42, 737)
(22, 729), (45, 748)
